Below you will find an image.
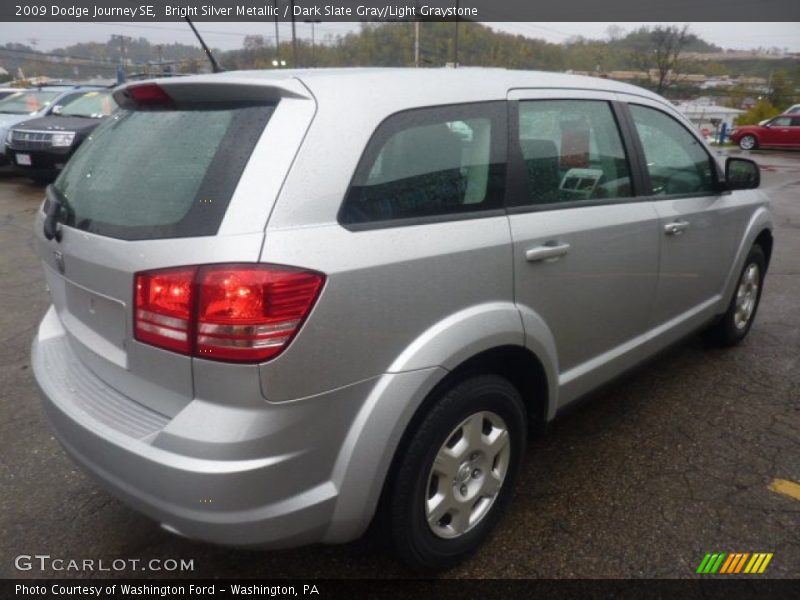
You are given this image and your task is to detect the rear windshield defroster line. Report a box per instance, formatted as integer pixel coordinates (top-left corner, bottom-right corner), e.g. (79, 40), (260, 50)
(51, 102), (276, 241)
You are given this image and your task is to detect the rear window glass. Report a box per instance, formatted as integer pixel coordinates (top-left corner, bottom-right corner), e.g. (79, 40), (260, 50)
(52, 103), (274, 240)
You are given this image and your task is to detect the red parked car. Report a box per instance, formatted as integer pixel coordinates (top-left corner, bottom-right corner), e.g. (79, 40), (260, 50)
(729, 114), (800, 150)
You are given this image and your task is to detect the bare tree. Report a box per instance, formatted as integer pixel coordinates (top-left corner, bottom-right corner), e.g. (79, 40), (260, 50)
(243, 35), (266, 51)
(630, 25), (690, 94)
(606, 25), (625, 42)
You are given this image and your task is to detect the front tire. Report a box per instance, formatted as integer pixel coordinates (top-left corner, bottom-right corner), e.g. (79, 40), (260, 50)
(739, 135), (758, 151)
(386, 374), (527, 571)
(710, 244), (766, 346)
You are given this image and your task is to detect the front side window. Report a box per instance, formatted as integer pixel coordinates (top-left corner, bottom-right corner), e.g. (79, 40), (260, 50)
(630, 104), (716, 196)
(339, 102), (506, 225)
(515, 100), (632, 206)
(769, 117), (792, 127)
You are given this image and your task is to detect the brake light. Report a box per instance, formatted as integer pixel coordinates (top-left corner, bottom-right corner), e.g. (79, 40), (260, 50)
(135, 267), (196, 354)
(121, 83), (174, 108)
(134, 264), (324, 363)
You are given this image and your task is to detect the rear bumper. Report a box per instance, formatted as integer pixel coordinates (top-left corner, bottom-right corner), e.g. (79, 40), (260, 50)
(32, 305), (392, 548)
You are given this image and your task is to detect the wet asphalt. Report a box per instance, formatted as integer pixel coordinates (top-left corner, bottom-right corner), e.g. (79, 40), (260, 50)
(0, 150), (798, 580)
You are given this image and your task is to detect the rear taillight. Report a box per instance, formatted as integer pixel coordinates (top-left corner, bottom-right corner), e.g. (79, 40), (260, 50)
(134, 264), (324, 363)
(135, 267), (195, 354)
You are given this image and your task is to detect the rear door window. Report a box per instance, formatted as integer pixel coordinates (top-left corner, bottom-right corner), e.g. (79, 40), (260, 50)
(52, 103), (274, 240)
(515, 99), (633, 206)
(339, 102), (506, 226)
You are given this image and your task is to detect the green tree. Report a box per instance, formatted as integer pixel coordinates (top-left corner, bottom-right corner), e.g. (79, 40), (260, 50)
(736, 100), (782, 126)
(768, 70), (794, 109)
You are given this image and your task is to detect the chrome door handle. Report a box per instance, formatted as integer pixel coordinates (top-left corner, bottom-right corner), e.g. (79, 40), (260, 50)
(664, 220), (689, 236)
(525, 242), (570, 262)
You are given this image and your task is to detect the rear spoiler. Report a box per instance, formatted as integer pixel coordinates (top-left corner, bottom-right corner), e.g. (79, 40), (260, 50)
(113, 75), (313, 109)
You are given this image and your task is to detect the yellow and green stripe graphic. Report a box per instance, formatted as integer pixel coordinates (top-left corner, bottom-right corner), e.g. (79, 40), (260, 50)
(696, 552), (773, 574)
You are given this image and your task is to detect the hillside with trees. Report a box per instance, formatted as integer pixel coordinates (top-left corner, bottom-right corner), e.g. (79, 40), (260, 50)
(1, 22), (797, 107)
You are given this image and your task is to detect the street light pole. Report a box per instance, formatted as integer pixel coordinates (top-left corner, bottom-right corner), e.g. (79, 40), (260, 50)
(272, 0), (280, 67)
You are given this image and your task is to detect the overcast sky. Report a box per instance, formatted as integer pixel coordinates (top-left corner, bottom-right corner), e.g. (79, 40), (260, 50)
(0, 22), (798, 53)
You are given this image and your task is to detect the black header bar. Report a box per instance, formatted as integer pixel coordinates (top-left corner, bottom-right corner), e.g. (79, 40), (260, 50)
(3, 0), (799, 22)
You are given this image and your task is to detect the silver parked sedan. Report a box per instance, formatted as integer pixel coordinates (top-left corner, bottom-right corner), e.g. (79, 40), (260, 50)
(32, 68), (771, 570)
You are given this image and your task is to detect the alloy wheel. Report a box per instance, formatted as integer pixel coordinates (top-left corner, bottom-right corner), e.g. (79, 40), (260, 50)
(424, 411), (511, 539)
(734, 262), (760, 330)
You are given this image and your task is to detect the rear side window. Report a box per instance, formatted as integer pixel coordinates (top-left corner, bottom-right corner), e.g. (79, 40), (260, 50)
(629, 104), (716, 196)
(52, 103), (274, 240)
(515, 99), (632, 206)
(339, 102), (506, 226)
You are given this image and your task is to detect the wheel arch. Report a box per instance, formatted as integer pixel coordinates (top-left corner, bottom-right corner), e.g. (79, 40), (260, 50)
(754, 228), (773, 269)
(374, 345), (548, 517)
(721, 207), (773, 309)
(324, 342), (553, 544)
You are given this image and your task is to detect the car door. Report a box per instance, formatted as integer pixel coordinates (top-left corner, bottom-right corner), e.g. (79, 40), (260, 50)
(789, 117), (800, 145)
(506, 90), (660, 401)
(623, 100), (746, 330)
(761, 116), (793, 146)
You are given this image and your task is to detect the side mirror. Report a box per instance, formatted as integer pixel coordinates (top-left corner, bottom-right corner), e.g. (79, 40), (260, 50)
(51, 105), (63, 115)
(725, 157), (760, 190)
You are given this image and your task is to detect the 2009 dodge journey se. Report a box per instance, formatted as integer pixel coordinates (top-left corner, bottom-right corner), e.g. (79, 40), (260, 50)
(32, 68), (772, 569)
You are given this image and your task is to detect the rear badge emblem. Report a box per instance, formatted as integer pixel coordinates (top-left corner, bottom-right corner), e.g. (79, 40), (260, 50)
(54, 250), (65, 274)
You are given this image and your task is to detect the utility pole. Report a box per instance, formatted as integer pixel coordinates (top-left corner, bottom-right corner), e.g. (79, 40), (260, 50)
(112, 34), (130, 66)
(304, 20), (321, 67)
(415, 21), (420, 67)
(273, 0), (280, 66)
(290, 0), (298, 67)
(453, 1), (459, 68)
(112, 34), (132, 82)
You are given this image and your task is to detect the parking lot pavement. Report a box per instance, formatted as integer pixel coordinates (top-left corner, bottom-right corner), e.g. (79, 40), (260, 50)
(1, 151), (798, 580)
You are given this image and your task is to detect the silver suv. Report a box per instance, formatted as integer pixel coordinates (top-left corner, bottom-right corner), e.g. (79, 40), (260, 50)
(32, 69), (772, 570)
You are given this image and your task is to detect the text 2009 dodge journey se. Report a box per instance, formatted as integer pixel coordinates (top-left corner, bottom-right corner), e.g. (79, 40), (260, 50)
(32, 68), (771, 569)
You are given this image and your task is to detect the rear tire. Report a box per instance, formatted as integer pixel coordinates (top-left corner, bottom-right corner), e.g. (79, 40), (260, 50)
(739, 135), (758, 151)
(709, 244), (766, 346)
(386, 374), (527, 571)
